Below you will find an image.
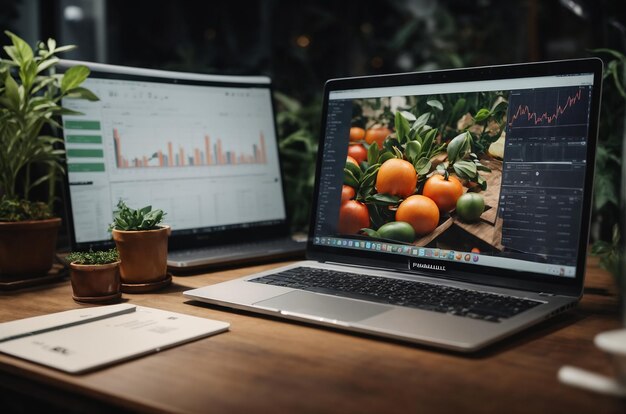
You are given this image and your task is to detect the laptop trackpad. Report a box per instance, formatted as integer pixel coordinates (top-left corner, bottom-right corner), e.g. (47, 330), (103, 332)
(254, 291), (391, 323)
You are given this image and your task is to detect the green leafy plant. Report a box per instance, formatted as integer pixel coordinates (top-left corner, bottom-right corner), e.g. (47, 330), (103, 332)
(590, 49), (625, 286)
(274, 92), (320, 231)
(592, 49), (625, 243)
(0, 197), (52, 221)
(0, 31), (98, 219)
(66, 248), (119, 265)
(442, 131), (491, 190)
(109, 200), (165, 231)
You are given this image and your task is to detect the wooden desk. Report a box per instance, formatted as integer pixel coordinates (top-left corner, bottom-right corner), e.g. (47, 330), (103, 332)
(0, 258), (624, 413)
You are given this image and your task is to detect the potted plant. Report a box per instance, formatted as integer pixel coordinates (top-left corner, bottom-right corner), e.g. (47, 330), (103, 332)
(0, 31), (97, 280)
(109, 200), (171, 292)
(66, 249), (121, 303)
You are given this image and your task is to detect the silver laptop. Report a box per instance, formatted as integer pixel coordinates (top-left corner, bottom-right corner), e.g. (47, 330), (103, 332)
(184, 58), (603, 351)
(58, 61), (305, 271)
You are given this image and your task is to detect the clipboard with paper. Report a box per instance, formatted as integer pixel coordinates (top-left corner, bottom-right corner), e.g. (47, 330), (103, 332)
(0, 304), (229, 374)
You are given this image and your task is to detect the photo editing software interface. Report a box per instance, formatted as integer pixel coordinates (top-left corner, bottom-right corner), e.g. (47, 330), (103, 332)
(313, 72), (595, 278)
(62, 74), (286, 246)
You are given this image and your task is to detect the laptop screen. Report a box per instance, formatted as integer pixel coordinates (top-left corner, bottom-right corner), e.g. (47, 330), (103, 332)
(59, 61), (287, 250)
(310, 60), (601, 285)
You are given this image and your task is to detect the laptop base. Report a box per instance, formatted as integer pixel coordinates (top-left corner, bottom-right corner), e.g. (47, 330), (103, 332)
(168, 236), (306, 273)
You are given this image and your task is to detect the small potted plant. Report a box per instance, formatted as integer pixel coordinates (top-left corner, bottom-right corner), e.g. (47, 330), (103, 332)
(109, 200), (171, 292)
(66, 249), (121, 303)
(0, 31), (97, 281)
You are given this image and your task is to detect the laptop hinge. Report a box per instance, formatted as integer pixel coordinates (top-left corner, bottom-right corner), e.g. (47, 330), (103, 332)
(538, 292), (556, 297)
(322, 261), (396, 274)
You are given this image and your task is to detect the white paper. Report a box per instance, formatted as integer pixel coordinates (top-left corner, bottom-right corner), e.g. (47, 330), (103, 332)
(0, 304), (136, 342)
(0, 306), (229, 374)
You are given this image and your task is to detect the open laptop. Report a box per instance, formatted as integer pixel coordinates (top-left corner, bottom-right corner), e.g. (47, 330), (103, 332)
(58, 60), (305, 271)
(186, 58), (603, 352)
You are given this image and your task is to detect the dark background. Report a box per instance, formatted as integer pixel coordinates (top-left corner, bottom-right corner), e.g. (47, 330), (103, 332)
(4, 0), (624, 101)
(3, 0), (625, 238)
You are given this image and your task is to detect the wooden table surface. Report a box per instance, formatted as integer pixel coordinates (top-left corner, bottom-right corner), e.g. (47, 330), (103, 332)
(0, 257), (625, 413)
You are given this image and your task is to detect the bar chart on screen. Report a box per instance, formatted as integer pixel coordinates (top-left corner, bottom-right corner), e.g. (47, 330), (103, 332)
(112, 128), (268, 168)
(100, 98), (278, 182)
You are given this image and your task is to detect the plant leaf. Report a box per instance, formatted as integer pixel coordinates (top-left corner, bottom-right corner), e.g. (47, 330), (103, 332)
(421, 128), (437, 158)
(360, 169), (378, 189)
(383, 138), (402, 154)
(405, 140), (422, 163)
(65, 86), (99, 101)
(61, 65), (90, 93)
(139, 205), (152, 215)
(414, 112), (431, 130)
(47, 38), (56, 52)
(36, 56), (59, 74)
(4, 30), (34, 64)
(378, 151), (395, 165)
(477, 175), (487, 190)
(52, 45), (77, 53)
(413, 157), (432, 176)
(366, 193), (401, 206)
(447, 131), (471, 164)
(54, 107), (84, 116)
(426, 99), (443, 111)
(345, 160), (362, 179)
(344, 168), (359, 188)
(367, 142), (379, 166)
(592, 48), (626, 60)
(400, 110), (416, 122)
(3, 72), (20, 110)
(359, 228), (379, 238)
(394, 110), (411, 144)
(474, 108), (491, 123)
(453, 160), (478, 179)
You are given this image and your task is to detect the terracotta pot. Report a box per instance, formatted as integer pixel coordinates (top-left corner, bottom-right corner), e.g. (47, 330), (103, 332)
(111, 226), (171, 286)
(0, 218), (61, 278)
(70, 261), (121, 303)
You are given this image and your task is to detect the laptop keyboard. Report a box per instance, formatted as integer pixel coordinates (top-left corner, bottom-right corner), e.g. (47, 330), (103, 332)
(250, 267), (542, 323)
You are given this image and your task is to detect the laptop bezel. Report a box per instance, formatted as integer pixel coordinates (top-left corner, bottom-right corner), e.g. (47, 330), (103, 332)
(306, 58), (603, 298)
(57, 60), (292, 252)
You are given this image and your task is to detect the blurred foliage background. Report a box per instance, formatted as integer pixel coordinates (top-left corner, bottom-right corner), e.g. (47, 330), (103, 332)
(4, 0), (626, 243)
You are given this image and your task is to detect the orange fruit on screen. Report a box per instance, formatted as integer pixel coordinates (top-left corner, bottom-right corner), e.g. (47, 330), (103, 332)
(395, 195), (440, 236)
(365, 127), (391, 149)
(338, 200), (370, 234)
(375, 158), (417, 198)
(346, 155), (359, 166)
(422, 174), (464, 212)
(350, 127), (366, 142)
(341, 185), (356, 203)
(347, 144), (368, 164)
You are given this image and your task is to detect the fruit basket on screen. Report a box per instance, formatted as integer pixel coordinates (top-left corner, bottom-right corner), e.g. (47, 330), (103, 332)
(340, 94), (509, 255)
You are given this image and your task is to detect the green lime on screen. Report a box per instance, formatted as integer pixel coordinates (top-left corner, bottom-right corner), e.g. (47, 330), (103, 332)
(377, 221), (416, 243)
(456, 193), (485, 223)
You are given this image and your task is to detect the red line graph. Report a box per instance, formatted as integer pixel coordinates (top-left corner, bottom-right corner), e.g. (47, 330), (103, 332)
(508, 88), (583, 127)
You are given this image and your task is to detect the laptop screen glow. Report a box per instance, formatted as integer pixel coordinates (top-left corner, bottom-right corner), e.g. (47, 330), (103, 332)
(313, 72), (595, 279)
(61, 64), (286, 247)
